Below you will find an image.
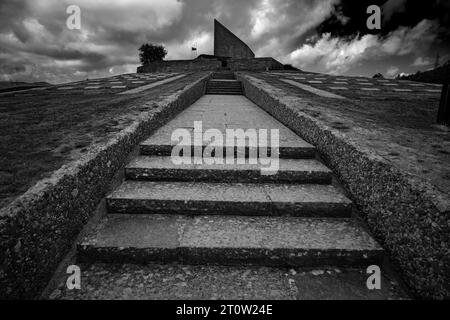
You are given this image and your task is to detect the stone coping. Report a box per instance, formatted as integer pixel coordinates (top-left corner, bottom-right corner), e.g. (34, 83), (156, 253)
(0, 72), (211, 299)
(237, 72), (450, 299)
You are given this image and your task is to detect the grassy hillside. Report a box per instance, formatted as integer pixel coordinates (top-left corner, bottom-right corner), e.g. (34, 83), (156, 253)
(0, 81), (50, 88)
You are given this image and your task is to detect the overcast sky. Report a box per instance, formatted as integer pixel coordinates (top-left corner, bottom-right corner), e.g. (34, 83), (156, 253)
(0, 0), (449, 83)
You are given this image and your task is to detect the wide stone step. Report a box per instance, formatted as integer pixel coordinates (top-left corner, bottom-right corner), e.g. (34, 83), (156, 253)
(206, 90), (243, 93)
(206, 90), (243, 92)
(205, 92), (244, 95)
(206, 83), (242, 87)
(125, 156), (332, 184)
(212, 74), (235, 80)
(206, 88), (242, 91)
(211, 77), (236, 80)
(207, 80), (241, 84)
(140, 139), (316, 159)
(207, 81), (240, 84)
(206, 87), (242, 90)
(106, 181), (352, 217)
(206, 83), (242, 88)
(78, 214), (383, 267)
(206, 88), (243, 92)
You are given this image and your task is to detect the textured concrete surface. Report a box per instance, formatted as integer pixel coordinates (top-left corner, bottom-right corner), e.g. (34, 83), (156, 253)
(106, 181), (352, 217)
(140, 95), (316, 158)
(50, 263), (408, 300)
(0, 72), (211, 299)
(125, 156), (332, 183)
(138, 60), (221, 73)
(78, 214), (383, 266)
(214, 19), (255, 59)
(237, 71), (450, 299)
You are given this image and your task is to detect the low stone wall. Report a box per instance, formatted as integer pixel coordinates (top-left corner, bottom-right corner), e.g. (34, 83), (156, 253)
(137, 57), (284, 73)
(237, 73), (450, 299)
(0, 73), (211, 299)
(137, 60), (221, 73)
(228, 58), (284, 71)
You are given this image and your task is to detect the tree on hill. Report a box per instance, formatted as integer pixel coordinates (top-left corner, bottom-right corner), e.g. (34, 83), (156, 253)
(138, 43), (167, 65)
(372, 73), (384, 79)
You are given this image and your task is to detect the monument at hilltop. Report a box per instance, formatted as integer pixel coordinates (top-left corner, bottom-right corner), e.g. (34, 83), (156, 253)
(137, 19), (283, 73)
(213, 19), (255, 59)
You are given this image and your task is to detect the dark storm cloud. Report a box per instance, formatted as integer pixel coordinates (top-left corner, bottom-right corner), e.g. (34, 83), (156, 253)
(0, 0), (267, 83)
(295, 0), (450, 76)
(318, 0), (450, 40)
(0, 0), (448, 83)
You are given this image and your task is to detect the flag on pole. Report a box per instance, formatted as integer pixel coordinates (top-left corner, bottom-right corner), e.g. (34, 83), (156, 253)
(191, 43), (198, 59)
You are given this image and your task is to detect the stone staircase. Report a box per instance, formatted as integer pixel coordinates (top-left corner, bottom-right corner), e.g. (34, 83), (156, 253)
(55, 93), (388, 299)
(206, 72), (244, 95)
(77, 94), (383, 267)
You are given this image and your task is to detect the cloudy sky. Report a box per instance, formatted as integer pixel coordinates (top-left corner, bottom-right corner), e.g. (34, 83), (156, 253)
(1, 0), (449, 84)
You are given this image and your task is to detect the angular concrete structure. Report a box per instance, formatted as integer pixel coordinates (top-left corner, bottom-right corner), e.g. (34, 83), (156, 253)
(137, 19), (284, 73)
(214, 19), (255, 59)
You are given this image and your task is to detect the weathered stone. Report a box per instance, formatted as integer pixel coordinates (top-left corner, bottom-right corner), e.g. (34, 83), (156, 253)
(0, 72), (211, 299)
(237, 71), (450, 299)
(125, 156), (332, 184)
(106, 181), (352, 217)
(78, 214), (383, 267)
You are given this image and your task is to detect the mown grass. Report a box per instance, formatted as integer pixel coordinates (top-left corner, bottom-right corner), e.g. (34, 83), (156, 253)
(0, 73), (203, 208)
(254, 73), (450, 194)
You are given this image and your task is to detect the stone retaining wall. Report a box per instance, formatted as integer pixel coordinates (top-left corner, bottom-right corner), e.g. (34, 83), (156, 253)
(237, 72), (450, 299)
(0, 73), (211, 299)
(228, 58), (284, 71)
(137, 60), (221, 73)
(137, 58), (284, 73)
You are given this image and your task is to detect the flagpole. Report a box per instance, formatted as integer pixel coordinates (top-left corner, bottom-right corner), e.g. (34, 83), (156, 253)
(191, 42), (198, 59)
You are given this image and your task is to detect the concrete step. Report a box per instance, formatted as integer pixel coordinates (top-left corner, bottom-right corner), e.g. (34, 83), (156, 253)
(206, 87), (242, 89)
(106, 181), (352, 217)
(212, 73), (235, 80)
(206, 87), (242, 90)
(205, 88), (243, 92)
(206, 83), (242, 87)
(205, 87), (243, 91)
(205, 92), (244, 95)
(125, 156), (332, 184)
(205, 90), (243, 94)
(140, 138), (316, 159)
(211, 76), (235, 80)
(206, 79), (243, 95)
(207, 80), (241, 84)
(50, 262), (407, 300)
(208, 79), (240, 82)
(206, 83), (241, 87)
(77, 214), (383, 267)
(206, 88), (243, 92)
(205, 88), (242, 90)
